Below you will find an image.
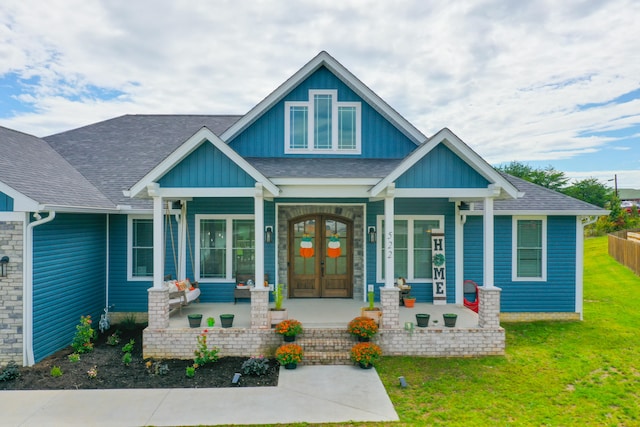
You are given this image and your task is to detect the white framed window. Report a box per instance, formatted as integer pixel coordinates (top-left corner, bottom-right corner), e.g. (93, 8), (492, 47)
(377, 215), (444, 282)
(127, 215), (153, 281)
(512, 216), (547, 281)
(284, 89), (361, 154)
(195, 215), (255, 282)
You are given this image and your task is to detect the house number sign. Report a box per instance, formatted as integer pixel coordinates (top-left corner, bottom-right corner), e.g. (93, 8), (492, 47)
(431, 230), (446, 305)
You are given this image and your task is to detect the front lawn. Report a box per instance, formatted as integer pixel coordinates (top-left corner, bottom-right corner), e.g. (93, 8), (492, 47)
(373, 236), (640, 426)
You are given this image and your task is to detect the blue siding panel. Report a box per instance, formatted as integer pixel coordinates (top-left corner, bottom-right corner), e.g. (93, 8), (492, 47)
(32, 214), (107, 362)
(0, 191), (14, 211)
(159, 141), (256, 188)
(108, 214), (180, 312)
(466, 215), (578, 312)
(229, 66), (417, 159)
(396, 144), (489, 188)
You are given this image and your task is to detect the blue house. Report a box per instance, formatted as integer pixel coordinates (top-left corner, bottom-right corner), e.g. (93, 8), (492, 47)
(0, 52), (606, 365)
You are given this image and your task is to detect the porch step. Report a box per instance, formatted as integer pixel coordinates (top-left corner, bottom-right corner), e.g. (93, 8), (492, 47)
(293, 328), (358, 366)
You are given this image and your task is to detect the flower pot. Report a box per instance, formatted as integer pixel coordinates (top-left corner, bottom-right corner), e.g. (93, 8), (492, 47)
(187, 314), (203, 328)
(404, 298), (416, 308)
(284, 363), (297, 370)
(357, 336), (370, 342)
(283, 335), (296, 342)
(269, 308), (288, 327)
(416, 313), (430, 327)
(220, 314), (234, 328)
(443, 313), (457, 327)
(359, 362), (373, 369)
(360, 308), (382, 325)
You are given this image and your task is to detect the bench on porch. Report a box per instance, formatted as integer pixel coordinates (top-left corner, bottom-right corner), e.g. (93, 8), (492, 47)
(167, 278), (201, 315)
(234, 273), (268, 303)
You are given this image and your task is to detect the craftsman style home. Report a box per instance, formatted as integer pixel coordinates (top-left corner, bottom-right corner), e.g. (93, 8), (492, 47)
(0, 52), (606, 365)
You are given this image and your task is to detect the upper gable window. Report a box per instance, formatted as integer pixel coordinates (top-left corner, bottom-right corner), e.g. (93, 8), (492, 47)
(285, 90), (361, 154)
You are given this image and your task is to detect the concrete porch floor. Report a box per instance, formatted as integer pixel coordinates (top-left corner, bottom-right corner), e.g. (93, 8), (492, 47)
(169, 299), (479, 329)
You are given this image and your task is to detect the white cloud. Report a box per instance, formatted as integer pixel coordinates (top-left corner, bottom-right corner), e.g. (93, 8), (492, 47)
(0, 0), (638, 183)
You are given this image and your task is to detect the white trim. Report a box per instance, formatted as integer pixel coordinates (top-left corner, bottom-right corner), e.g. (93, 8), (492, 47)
(575, 217), (584, 320)
(0, 212), (24, 221)
(221, 51), (426, 146)
(154, 187), (256, 198)
(276, 185), (374, 199)
(127, 215), (154, 281)
(370, 128), (520, 199)
(463, 209), (608, 216)
(511, 216), (547, 282)
(484, 197), (495, 288)
(394, 188), (506, 199)
(128, 127), (279, 198)
(270, 178), (379, 186)
(284, 89), (362, 155)
(455, 202), (464, 304)
(194, 214), (255, 283)
(376, 214), (445, 284)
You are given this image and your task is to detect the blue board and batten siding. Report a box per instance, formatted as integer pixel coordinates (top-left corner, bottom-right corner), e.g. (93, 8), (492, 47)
(159, 142), (256, 188)
(228, 66), (417, 159)
(464, 215), (577, 312)
(0, 191), (13, 211)
(32, 214), (106, 362)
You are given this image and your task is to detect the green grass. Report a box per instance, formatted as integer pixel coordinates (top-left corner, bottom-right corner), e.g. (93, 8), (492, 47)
(374, 236), (640, 426)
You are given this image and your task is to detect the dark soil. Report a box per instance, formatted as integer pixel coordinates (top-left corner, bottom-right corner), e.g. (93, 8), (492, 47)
(0, 325), (279, 390)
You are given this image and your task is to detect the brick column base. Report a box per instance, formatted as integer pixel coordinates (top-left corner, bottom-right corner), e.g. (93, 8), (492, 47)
(478, 286), (501, 328)
(147, 287), (169, 329)
(251, 287), (270, 329)
(380, 287), (400, 329)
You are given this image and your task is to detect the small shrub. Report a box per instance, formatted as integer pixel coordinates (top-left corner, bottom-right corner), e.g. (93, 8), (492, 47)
(0, 361), (20, 382)
(122, 352), (132, 366)
(121, 339), (135, 353)
(145, 360), (169, 376)
(106, 330), (121, 346)
(193, 332), (219, 367)
(241, 356), (270, 376)
(87, 366), (98, 378)
(120, 313), (138, 330)
(71, 315), (96, 354)
(185, 365), (195, 378)
(67, 353), (81, 363)
(50, 366), (63, 377)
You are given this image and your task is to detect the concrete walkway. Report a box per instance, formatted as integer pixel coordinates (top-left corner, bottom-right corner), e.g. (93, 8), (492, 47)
(0, 365), (399, 426)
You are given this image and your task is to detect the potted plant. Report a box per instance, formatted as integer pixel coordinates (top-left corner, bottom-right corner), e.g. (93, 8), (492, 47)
(275, 319), (303, 342)
(403, 291), (416, 308)
(350, 342), (382, 369)
(415, 313), (430, 327)
(348, 316), (379, 342)
(219, 314), (234, 328)
(443, 313), (457, 327)
(275, 343), (303, 369)
(207, 316), (215, 327)
(187, 314), (203, 328)
(269, 284), (288, 326)
(360, 291), (382, 324)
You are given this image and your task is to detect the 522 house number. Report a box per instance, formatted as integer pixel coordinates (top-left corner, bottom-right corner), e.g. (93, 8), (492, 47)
(386, 231), (393, 259)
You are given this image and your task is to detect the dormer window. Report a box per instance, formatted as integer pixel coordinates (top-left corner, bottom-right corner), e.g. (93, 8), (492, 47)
(285, 90), (361, 154)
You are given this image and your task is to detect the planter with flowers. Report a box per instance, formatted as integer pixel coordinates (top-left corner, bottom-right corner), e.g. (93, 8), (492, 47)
(348, 316), (379, 342)
(275, 343), (304, 369)
(350, 342), (382, 369)
(275, 319), (303, 342)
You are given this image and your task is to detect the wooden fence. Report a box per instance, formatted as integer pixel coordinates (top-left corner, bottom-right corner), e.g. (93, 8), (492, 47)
(608, 229), (640, 276)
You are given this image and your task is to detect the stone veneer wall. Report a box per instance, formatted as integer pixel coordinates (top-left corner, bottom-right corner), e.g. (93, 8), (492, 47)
(277, 205), (365, 301)
(0, 221), (24, 364)
(500, 312), (580, 322)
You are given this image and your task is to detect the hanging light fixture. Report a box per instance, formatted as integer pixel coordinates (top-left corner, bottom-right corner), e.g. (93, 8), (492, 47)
(368, 226), (376, 244)
(0, 256), (8, 277)
(265, 226), (273, 244)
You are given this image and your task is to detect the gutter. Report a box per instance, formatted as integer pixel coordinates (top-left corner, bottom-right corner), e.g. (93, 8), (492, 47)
(24, 211), (56, 366)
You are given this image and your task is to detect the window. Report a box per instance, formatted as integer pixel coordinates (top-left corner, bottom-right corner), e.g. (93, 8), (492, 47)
(285, 90), (361, 154)
(196, 215), (255, 281)
(512, 217), (546, 281)
(128, 216), (153, 280)
(377, 216), (443, 282)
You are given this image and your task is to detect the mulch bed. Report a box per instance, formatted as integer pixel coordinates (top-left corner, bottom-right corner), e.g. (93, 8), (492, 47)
(0, 325), (279, 390)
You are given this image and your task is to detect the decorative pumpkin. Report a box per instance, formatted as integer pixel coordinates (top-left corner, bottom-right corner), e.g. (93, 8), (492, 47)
(300, 234), (314, 258)
(327, 233), (341, 258)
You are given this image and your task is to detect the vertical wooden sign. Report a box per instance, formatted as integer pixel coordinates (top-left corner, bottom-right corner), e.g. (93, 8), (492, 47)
(431, 230), (446, 305)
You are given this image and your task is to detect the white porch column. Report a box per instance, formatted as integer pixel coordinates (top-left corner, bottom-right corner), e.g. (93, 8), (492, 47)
(152, 194), (165, 289)
(254, 183), (265, 288)
(384, 184), (395, 288)
(483, 196), (495, 288)
(177, 200), (187, 280)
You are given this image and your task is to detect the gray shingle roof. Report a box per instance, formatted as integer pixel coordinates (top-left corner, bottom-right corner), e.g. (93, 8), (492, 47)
(0, 126), (115, 209)
(44, 115), (242, 208)
(246, 157), (402, 179)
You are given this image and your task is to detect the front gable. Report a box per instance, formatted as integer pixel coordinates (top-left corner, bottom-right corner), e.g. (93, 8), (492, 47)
(0, 191), (14, 211)
(396, 144), (490, 189)
(159, 141), (256, 188)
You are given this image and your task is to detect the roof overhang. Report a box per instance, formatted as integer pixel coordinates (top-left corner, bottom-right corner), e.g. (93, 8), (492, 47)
(0, 181), (40, 211)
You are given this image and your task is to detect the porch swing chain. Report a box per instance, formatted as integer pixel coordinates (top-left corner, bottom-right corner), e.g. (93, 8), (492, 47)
(185, 202), (195, 279)
(166, 201), (178, 279)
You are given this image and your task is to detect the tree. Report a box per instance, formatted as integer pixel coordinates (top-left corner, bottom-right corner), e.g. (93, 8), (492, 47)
(496, 161), (568, 191)
(562, 178), (612, 208)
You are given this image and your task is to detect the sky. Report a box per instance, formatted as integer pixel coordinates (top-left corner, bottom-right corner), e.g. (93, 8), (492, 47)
(1, 0), (639, 189)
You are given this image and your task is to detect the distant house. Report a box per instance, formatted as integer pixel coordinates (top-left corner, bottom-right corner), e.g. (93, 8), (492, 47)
(0, 52), (607, 365)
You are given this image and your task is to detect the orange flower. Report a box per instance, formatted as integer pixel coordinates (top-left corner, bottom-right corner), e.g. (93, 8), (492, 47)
(350, 342), (382, 366)
(275, 344), (303, 365)
(347, 316), (378, 338)
(275, 319), (303, 337)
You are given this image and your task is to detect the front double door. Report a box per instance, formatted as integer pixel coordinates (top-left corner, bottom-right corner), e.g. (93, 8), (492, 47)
(289, 214), (352, 298)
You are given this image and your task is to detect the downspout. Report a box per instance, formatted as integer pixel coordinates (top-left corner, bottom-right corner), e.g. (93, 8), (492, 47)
(105, 214), (110, 312)
(24, 211), (56, 366)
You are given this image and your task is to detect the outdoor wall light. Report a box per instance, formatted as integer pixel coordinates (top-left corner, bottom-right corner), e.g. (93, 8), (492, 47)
(0, 256), (9, 278)
(265, 226), (273, 243)
(368, 226), (376, 244)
